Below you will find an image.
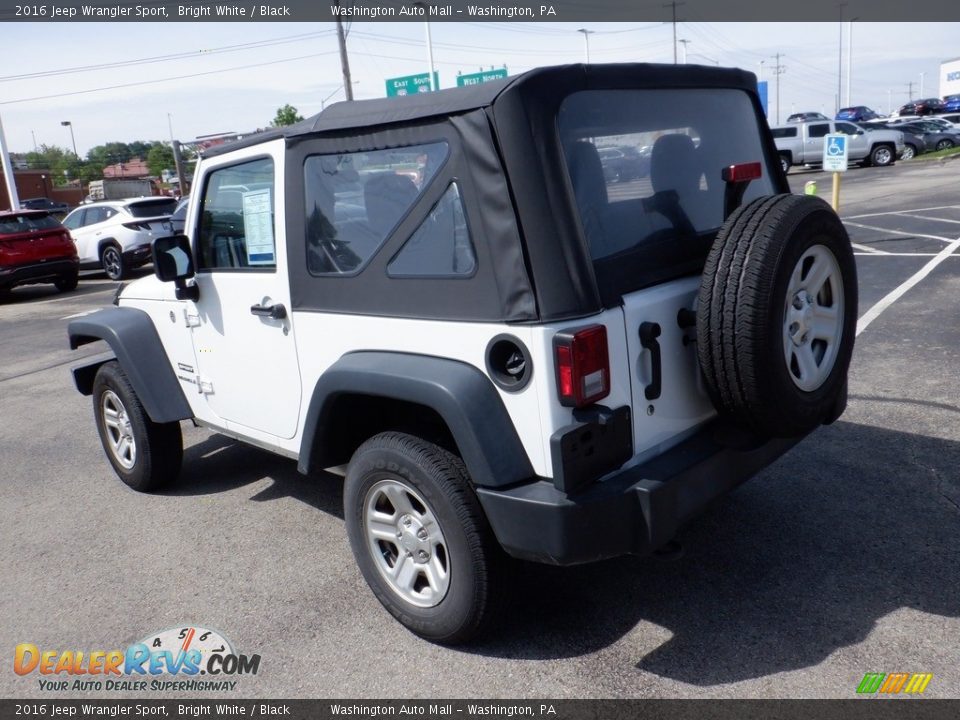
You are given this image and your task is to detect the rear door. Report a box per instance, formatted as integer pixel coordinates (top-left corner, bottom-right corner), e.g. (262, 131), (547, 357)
(805, 122), (831, 162)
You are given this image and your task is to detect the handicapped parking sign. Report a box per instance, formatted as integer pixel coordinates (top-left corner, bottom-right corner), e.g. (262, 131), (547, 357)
(823, 133), (849, 172)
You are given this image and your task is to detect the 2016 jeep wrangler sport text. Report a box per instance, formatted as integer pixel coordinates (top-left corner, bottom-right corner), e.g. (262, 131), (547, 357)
(68, 64), (857, 644)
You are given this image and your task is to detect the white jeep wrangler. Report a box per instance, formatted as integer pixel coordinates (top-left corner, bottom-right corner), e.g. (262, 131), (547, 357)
(69, 64), (857, 644)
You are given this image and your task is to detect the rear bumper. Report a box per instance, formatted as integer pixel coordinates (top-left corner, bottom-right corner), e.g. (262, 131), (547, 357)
(477, 420), (802, 565)
(0, 258), (78, 290)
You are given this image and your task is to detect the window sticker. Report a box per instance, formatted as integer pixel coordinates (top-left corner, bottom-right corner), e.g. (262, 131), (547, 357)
(242, 188), (275, 266)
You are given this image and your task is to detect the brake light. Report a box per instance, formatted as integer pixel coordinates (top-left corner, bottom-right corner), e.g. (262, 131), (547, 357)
(553, 324), (610, 408)
(722, 162), (762, 183)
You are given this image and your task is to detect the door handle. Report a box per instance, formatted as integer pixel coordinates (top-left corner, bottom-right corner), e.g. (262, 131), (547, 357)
(250, 303), (287, 320)
(639, 322), (662, 401)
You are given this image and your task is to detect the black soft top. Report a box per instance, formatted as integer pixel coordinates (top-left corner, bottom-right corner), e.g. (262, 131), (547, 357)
(204, 63), (757, 157)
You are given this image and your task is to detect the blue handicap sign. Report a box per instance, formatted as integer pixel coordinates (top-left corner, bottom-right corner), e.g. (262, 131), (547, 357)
(827, 136), (846, 156)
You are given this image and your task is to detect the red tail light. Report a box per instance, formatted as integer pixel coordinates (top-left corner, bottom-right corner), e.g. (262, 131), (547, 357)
(553, 324), (610, 408)
(722, 162), (762, 183)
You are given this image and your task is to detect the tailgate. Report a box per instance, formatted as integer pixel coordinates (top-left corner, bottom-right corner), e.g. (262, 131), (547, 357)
(619, 276), (715, 459)
(0, 229), (74, 264)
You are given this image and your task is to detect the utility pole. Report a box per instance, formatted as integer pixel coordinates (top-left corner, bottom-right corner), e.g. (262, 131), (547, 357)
(771, 53), (786, 124)
(577, 28), (593, 63)
(334, 1), (354, 101)
(907, 81), (915, 101)
(678, 39), (690, 64)
(919, 72), (925, 98)
(664, 1), (685, 64)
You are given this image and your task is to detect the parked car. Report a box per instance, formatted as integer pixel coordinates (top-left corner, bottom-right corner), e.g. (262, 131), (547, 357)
(68, 63), (858, 644)
(61, 197), (177, 281)
(597, 144), (650, 182)
(894, 122), (958, 152)
(942, 95), (960, 113)
(936, 113), (960, 125)
(0, 210), (79, 292)
(786, 111), (830, 123)
(898, 98), (945, 116)
(772, 119), (903, 171)
(20, 197), (70, 215)
(836, 106), (881, 122)
(859, 123), (925, 160)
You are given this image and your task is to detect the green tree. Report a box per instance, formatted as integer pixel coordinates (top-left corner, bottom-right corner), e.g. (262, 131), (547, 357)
(146, 142), (176, 176)
(86, 142), (133, 166)
(271, 104), (304, 127)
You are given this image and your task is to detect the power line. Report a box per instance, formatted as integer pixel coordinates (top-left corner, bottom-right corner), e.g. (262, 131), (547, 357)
(0, 31), (334, 83)
(0, 52), (338, 106)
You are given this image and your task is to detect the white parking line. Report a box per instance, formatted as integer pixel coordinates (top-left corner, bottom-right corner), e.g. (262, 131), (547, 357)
(898, 213), (960, 225)
(856, 236), (960, 336)
(844, 222), (954, 244)
(854, 252), (958, 257)
(61, 310), (99, 320)
(845, 204), (960, 220)
(850, 243), (889, 255)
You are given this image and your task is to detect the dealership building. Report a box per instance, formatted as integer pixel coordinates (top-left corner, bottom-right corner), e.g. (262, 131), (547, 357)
(942, 57), (960, 97)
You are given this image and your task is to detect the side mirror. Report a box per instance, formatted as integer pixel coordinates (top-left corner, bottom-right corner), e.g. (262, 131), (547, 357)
(152, 235), (198, 301)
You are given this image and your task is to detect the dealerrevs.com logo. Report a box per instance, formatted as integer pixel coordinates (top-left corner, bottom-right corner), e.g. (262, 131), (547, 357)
(14, 626), (261, 692)
(856, 673), (933, 695)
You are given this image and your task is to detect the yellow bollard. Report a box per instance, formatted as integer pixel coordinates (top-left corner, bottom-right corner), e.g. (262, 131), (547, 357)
(804, 181), (817, 196)
(831, 171), (841, 212)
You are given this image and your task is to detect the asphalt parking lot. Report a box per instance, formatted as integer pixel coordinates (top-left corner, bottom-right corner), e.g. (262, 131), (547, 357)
(2, 158), (958, 700)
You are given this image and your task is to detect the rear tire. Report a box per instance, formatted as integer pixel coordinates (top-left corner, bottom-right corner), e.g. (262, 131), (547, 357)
(54, 272), (78, 292)
(697, 194), (858, 438)
(101, 243), (127, 281)
(344, 432), (501, 645)
(936, 139), (954, 151)
(901, 144), (917, 160)
(92, 361), (182, 491)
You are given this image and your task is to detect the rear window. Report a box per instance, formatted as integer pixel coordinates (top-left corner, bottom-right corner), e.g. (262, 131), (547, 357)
(771, 127), (798, 138)
(558, 88), (776, 300)
(126, 199), (177, 218)
(0, 213), (62, 234)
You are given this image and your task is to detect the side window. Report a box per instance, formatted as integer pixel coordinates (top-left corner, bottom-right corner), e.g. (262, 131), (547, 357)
(62, 211), (84, 230)
(303, 142), (448, 276)
(808, 124), (830, 138)
(387, 183), (476, 278)
(836, 123), (859, 135)
(197, 157), (275, 270)
(84, 207), (108, 225)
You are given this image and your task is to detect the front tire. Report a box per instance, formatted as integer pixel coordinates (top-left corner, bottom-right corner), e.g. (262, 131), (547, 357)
(101, 243), (127, 281)
(779, 154), (791, 174)
(901, 144), (917, 160)
(92, 361), (182, 491)
(344, 432), (500, 645)
(870, 144), (894, 167)
(936, 139), (954, 151)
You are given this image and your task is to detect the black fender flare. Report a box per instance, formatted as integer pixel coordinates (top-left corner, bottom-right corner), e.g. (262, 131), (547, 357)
(298, 351), (534, 489)
(68, 307), (192, 424)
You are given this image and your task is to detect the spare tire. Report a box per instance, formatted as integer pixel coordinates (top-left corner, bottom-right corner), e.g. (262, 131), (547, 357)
(696, 194), (857, 437)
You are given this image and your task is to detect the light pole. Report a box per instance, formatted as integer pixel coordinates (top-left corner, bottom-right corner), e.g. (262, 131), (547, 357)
(577, 28), (593, 63)
(678, 39), (690, 64)
(61, 120), (77, 157)
(758, 60), (765, 82)
(845, 20), (857, 107)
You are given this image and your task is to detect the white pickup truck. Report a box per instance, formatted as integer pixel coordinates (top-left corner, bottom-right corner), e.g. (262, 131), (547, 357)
(772, 120), (904, 172)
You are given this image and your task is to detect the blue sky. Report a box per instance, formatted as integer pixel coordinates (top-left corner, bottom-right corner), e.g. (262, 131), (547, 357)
(1, 21), (957, 155)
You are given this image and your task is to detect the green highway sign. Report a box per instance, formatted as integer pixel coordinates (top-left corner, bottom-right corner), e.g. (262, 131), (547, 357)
(456, 68), (508, 87)
(385, 72), (440, 97)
